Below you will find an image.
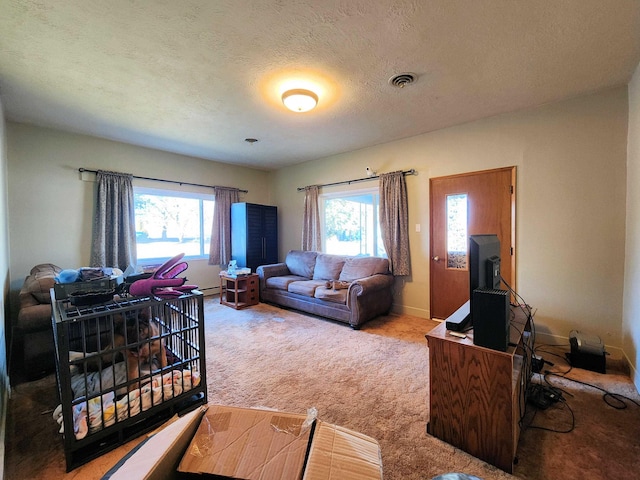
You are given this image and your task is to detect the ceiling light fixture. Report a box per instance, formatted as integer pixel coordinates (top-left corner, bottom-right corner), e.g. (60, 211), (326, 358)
(282, 89), (318, 112)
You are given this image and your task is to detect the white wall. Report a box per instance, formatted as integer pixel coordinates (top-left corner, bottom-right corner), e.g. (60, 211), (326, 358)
(624, 63), (640, 389)
(6, 123), (274, 304)
(273, 88), (629, 354)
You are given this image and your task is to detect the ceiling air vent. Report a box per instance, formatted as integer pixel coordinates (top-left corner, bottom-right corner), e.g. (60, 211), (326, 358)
(388, 72), (417, 88)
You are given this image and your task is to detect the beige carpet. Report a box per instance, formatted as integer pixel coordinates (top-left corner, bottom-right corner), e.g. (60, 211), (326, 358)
(4, 297), (640, 479)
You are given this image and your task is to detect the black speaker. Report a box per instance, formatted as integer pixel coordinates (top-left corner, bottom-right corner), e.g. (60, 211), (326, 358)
(472, 289), (510, 351)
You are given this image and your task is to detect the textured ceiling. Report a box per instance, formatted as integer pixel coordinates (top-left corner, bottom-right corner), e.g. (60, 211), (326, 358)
(1, 0), (640, 170)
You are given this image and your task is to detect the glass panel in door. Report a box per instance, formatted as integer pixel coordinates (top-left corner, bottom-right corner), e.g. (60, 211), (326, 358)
(446, 193), (468, 269)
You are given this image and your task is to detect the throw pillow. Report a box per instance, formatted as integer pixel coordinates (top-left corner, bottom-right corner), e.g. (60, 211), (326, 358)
(285, 251), (318, 278)
(313, 254), (346, 281)
(339, 257), (390, 282)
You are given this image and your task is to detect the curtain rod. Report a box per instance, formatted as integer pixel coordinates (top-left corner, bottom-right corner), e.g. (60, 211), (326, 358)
(78, 168), (248, 193)
(297, 169), (417, 191)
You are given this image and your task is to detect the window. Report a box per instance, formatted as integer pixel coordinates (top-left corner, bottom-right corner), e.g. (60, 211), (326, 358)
(134, 187), (214, 262)
(321, 188), (386, 257)
(446, 193), (468, 269)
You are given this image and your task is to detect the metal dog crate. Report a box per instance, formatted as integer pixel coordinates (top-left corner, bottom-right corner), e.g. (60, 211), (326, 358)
(51, 290), (207, 471)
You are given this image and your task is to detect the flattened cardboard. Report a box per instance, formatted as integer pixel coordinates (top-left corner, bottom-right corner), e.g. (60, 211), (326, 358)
(304, 422), (383, 480)
(177, 405), (313, 480)
(104, 405), (383, 480)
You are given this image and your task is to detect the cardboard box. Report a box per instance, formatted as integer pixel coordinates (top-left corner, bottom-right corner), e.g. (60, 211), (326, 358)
(178, 405), (314, 479)
(106, 406), (208, 480)
(105, 405), (383, 480)
(303, 422), (383, 480)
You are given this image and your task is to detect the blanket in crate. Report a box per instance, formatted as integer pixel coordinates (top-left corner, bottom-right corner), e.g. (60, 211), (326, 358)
(53, 364), (201, 440)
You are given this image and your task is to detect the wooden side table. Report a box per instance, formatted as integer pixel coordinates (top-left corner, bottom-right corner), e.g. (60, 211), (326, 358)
(219, 273), (259, 309)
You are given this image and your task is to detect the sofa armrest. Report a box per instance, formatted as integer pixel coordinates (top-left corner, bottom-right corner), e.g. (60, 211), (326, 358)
(257, 263), (290, 279)
(347, 274), (394, 328)
(257, 263), (291, 290)
(348, 274), (394, 297)
(19, 272), (57, 308)
(17, 303), (53, 332)
(19, 285), (40, 309)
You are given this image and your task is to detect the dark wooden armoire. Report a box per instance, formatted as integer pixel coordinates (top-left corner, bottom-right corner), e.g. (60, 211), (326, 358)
(230, 202), (278, 272)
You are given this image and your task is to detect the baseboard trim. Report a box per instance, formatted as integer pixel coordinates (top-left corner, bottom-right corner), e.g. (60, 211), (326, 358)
(390, 303), (430, 319)
(198, 286), (219, 297)
(535, 330), (633, 380)
(624, 350), (639, 393)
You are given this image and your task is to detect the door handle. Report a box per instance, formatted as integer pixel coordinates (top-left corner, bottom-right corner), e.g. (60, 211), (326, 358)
(432, 256), (441, 262)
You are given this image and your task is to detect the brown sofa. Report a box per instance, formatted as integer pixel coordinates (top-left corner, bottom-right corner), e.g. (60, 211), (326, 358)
(257, 250), (394, 329)
(16, 263), (61, 379)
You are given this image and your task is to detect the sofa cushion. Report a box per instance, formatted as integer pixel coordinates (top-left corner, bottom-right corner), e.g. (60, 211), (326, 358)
(314, 287), (348, 304)
(285, 251), (318, 278)
(288, 280), (325, 297)
(312, 254), (346, 281)
(339, 257), (390, 282)
(266, 275), (307, 291)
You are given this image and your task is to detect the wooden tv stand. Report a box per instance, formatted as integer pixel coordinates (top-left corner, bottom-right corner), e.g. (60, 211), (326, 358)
(425, 307), (532, 473)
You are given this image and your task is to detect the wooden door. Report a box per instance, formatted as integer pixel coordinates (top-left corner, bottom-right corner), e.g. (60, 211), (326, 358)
(429, 167), (516, 319)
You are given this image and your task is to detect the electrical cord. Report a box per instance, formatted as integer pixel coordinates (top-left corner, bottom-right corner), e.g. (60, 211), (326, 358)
(536, 343), (639, 409)
(500, 276), (537, 371)
(534, 343), (574, 375)
(544, 370), (640, 410)
(522, 383), (576, 433)
(501, 276), (533, 324)
(493, 278), (573, 432)
(522, 341), (638, 436)
(542, 373), (575, 400)
(500, 283), (638, 434)
(497, 284), (576, 434)
(509, 315), (536, 426)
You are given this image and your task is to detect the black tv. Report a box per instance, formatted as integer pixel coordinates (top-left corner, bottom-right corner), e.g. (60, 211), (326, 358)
(469, 234), (502, 296)
(446, 234), (501, 332)
(469, 234), (510, 351)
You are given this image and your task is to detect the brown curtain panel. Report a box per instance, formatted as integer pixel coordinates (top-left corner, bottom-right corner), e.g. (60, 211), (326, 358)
(379, 171), (411, 276)
(302, 185), (321, 251)
(90, 170), (137, 271)
(209, 187), (240, 266)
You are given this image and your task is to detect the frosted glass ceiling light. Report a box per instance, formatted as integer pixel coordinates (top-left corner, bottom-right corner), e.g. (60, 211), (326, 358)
(282, 89), (318, 112)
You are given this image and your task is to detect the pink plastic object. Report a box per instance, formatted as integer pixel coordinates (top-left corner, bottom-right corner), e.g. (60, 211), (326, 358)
(129, 253), (198, 298)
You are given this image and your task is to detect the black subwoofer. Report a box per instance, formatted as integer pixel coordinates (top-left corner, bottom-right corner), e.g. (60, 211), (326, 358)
(472, 289), (510, 352)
